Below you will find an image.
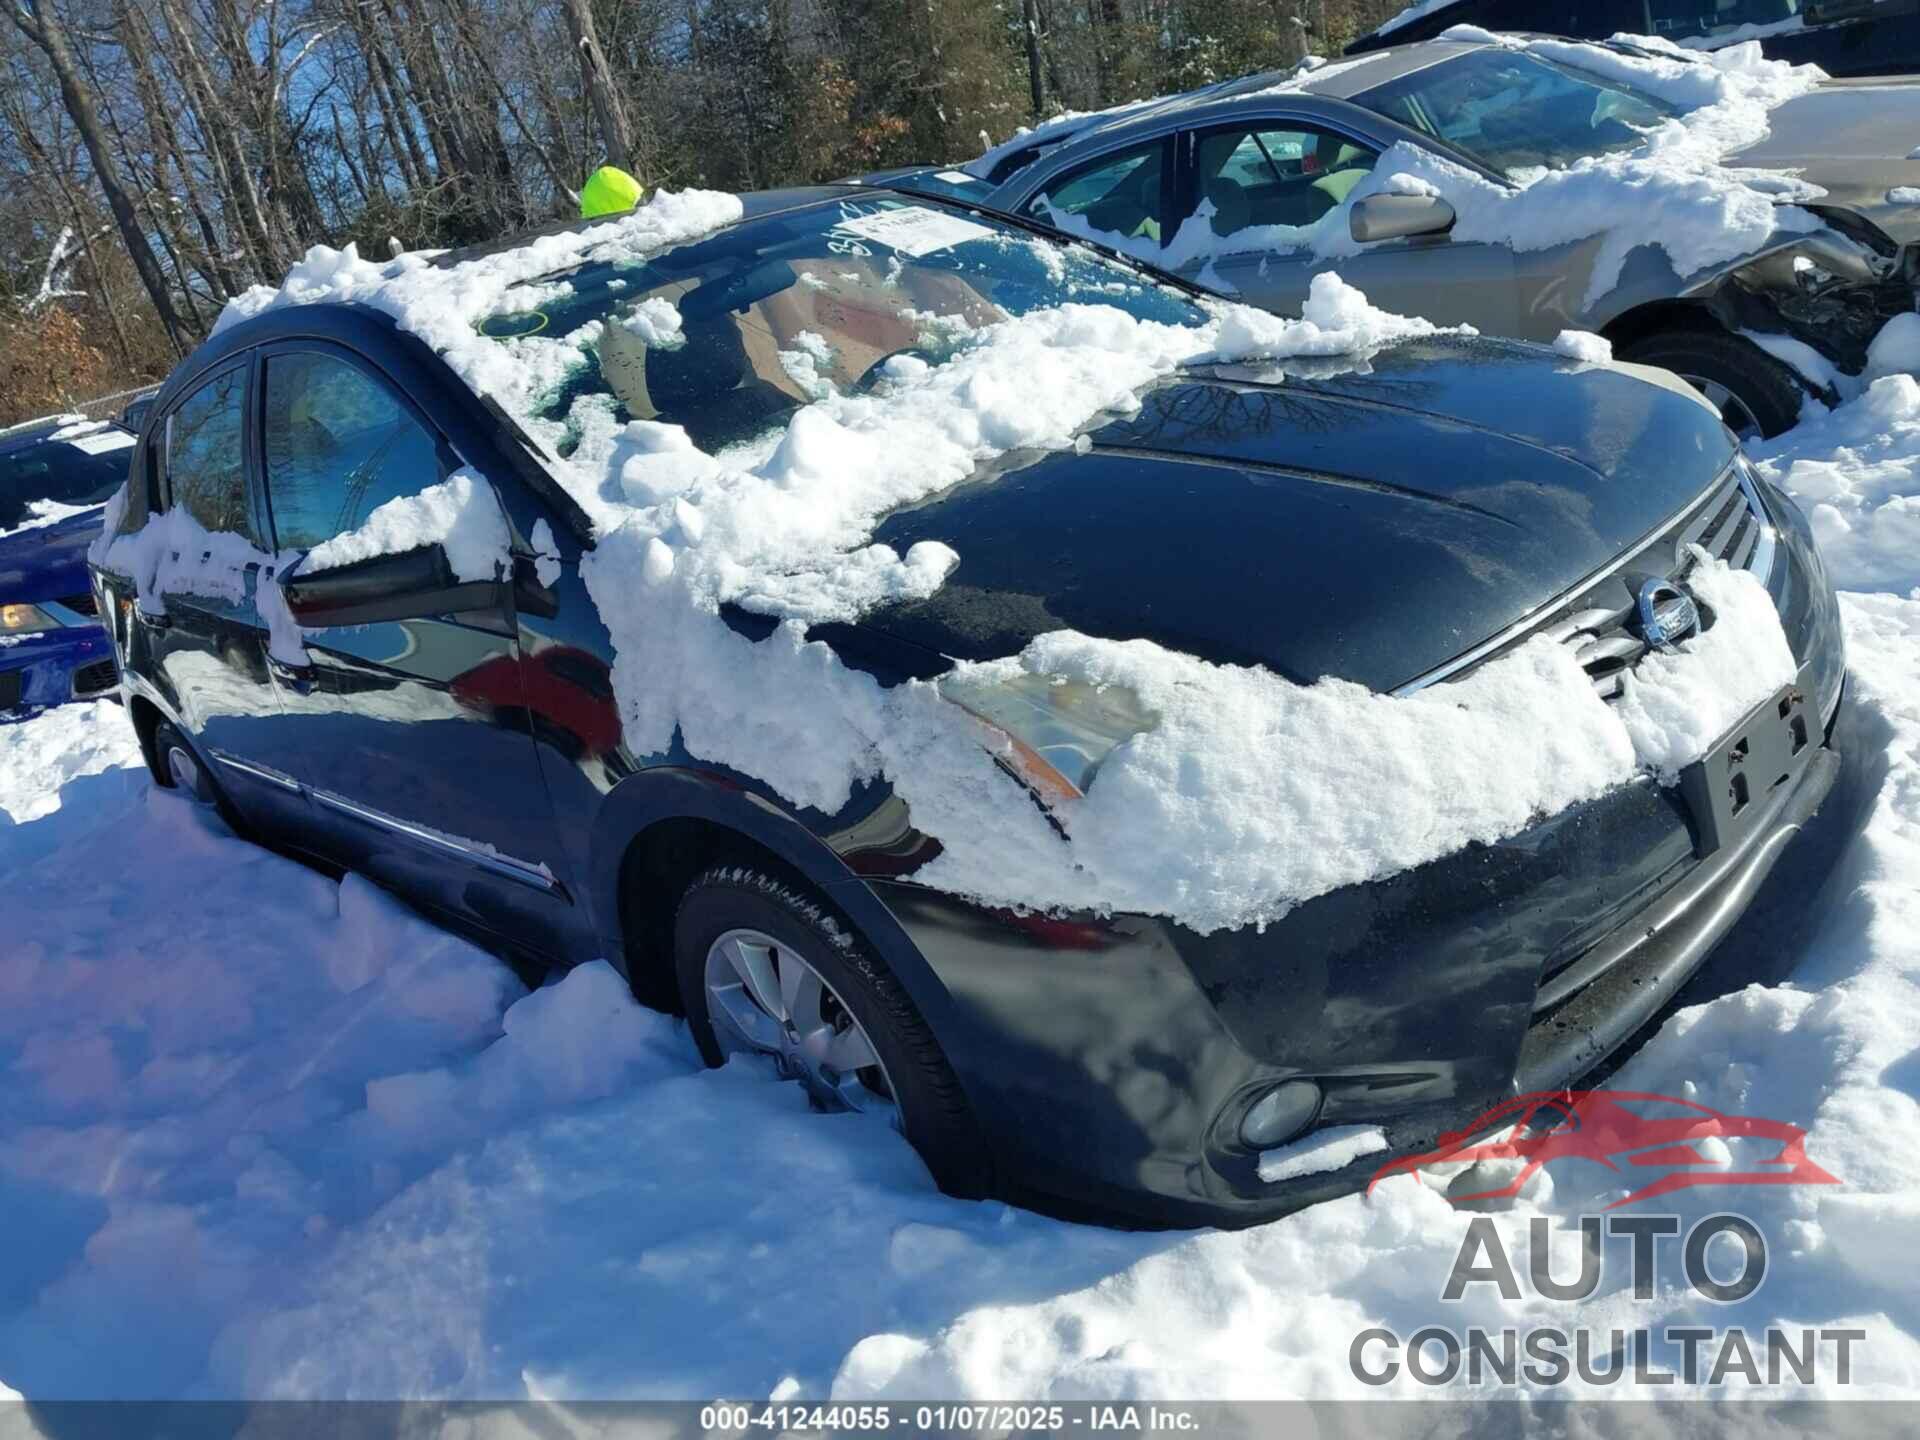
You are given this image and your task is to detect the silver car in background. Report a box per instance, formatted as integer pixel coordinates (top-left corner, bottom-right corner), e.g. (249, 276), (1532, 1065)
(868, 36), (1920, 438)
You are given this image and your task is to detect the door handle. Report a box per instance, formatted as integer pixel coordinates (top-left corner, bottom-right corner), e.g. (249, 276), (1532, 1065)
(136, 606), (172, 630)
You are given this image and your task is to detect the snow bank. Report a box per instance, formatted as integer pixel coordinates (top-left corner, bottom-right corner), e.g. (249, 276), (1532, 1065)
(304, 469), (510, 583)
(1751, 373), (1920, 592)
(0, 700), (139, 824)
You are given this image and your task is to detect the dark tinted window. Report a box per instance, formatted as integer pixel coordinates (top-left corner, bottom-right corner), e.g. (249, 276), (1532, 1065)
(477, 197), (1200, 455)
(1192, 127), (1380, 243)
(1026, 142), (1168, 247)
(0, 434), (133, 530)
(262, 351), (443, 551)
(165, 368), (256, 540)
(1647, 0), (1802, 40)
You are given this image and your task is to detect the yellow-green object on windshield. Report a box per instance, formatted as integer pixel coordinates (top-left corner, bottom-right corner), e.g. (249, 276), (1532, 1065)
(581, 166), (644, 219)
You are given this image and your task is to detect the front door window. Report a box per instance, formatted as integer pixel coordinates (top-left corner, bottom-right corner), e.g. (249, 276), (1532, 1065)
(166, 368), (255, 542)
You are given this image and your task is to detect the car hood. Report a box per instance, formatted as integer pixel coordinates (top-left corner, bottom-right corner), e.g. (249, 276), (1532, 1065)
(0, 507), (105, 606)
(1731, 80), (1920, 244)
(863, 336), (1735, 691)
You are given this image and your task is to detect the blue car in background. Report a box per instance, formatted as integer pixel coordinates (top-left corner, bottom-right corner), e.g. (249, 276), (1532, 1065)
(0, 415), (134, 717)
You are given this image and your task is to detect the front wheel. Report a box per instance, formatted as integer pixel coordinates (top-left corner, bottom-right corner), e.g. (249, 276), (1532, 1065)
(148, 717), (248, 833)
(1616, 328), (1811, 442)
(674, 866), (992, 1197)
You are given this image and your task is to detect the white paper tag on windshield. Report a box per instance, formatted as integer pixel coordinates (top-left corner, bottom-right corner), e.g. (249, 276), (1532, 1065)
(68, 431), (135, 455)
(934, 170), (982, 186)
(834, 206), (996, 257)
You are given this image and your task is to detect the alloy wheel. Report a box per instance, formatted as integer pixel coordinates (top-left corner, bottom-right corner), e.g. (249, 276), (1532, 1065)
(166, 742), (212, 804)
(702, 926), (897, 1114)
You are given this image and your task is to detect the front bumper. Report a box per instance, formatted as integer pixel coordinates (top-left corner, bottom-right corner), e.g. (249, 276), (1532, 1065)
(0, 623), (117, 716)
(857, 484), (1847, 1229)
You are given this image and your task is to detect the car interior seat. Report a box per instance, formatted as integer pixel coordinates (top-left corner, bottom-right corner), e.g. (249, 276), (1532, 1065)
(1204, 175), (1253, 237)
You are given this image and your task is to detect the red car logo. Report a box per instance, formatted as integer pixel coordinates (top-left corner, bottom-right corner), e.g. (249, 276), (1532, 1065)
(1368, 1090), (1840, 1210)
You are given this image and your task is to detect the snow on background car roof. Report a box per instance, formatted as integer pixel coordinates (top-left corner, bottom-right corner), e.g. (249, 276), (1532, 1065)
(1030, 29), (1829, 311)
(1373, 0), (1467, 37)
(165, 187), (1798, 935)
(8, 352), (1920, 1401)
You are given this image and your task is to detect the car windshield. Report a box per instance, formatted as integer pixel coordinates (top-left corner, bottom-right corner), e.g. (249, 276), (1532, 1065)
(479, 196), (1202, 455)
(1352, 48), (1683, 178)
(880, 170), (996, 203)
(0, 434), (132, 531)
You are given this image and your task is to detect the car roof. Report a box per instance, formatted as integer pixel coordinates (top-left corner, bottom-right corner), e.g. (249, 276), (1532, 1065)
(0, 415), (130, 456)
(426, 185), (863, 271)
(967, 39), (1486, 185)
(1291, 39), (1488, 99)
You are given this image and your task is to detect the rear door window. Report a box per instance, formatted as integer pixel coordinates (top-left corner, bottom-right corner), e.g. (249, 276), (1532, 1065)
(1191, 126), (1380, 248)
(261, 350), (445, 552)
(165, 367), (256, 541)
(1025, 141), (1170, 249)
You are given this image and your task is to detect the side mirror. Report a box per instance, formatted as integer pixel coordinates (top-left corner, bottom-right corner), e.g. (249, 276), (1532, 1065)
(281, 544), (502, 627)
(1349, 192), (1456, 245)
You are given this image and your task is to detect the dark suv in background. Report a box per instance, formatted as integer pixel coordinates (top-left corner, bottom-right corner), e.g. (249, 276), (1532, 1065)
(1348, 0), (1920, 75)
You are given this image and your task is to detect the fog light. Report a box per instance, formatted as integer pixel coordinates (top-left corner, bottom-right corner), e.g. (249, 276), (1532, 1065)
(1239, 1079), (1322, 1149)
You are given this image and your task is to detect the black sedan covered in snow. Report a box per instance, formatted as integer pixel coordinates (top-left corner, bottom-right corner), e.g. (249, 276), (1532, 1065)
(92, 188), (1843, 1226)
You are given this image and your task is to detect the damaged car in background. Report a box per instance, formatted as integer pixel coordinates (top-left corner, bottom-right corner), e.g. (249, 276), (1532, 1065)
(873, 32), (1920, 438)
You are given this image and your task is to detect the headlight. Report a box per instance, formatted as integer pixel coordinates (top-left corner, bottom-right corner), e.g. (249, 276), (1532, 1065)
(941, 669), (1157, 804)
(0, 603), (59, 635)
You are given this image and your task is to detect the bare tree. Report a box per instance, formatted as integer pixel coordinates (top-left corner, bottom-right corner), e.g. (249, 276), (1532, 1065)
(1021, 0), (1046, 117)
(561, 0), (635, 172)
(6, 0), (186, 350)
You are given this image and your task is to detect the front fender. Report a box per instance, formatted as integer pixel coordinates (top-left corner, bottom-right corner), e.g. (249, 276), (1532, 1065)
(582, 766), (971, 1053)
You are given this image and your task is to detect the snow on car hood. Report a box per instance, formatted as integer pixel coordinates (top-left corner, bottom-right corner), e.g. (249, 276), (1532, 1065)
(1730, 78), (1920, 242)
(865, 336), (1739, 691)
(196, 191), (1797, 933)
(1080, 31), (1831, 314)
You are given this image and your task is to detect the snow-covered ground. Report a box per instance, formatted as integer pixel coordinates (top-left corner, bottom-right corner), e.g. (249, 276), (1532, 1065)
(7, 385), (1920, 1410)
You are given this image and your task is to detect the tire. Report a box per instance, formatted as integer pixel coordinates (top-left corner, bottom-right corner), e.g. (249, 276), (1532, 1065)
(674, 865), (993, 1198)
(149, 717), (245, 831)
(1616, 328), (1811, 442)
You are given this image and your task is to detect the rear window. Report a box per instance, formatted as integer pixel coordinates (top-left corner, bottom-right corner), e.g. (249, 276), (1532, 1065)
(0, 434), (134, 530)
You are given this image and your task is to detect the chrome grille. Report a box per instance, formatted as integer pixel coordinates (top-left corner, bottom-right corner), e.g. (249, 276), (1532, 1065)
(1407, 462), (1777, 700)
(1552, 466), (1775, 702)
